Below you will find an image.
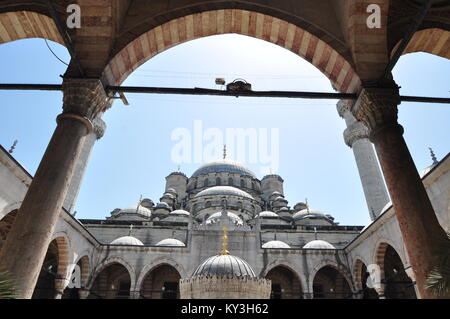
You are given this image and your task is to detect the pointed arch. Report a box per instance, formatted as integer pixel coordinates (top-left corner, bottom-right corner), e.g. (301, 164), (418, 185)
(102, 9), (360, 93)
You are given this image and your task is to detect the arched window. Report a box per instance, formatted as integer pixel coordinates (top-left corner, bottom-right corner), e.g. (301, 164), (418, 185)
(216, 177), (221, 186)
(205, 201), (211, 208)
(240, 179), (245, 188)
(252, 181), (256, 190)
(228, 177), (234, 186)
(203, 179), (208, 187)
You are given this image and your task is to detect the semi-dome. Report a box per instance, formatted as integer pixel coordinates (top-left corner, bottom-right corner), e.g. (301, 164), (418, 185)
(110, 236), (144, 246)
(192, 254), (256, 277)
(194, 186), (253, 200)
(161, 193), (175, 200)
(165, 188), (177, 195)
(262, 240), (290, 249)
(273, 196), (287, 203)
(205, 211), (244, 226)
(256, 211), (278, 218)
(155, 238), (186, 247)
(303, 240), (335, 249)
(191, 159), (256, 178)
(170, 209), (190, 216)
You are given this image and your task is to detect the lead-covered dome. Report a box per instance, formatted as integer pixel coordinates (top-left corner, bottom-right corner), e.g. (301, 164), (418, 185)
(191, 159), (256, 178)
(155, 238), (186, 247)
(293, 209), (333, 221)
(192, 254), (256, 277)
(255, 211), (278, 218)
(195, 186), (253, 200)
(303, 240), (335, 249)
(110, 236), (144, 246)
(262, 240), (290, 248)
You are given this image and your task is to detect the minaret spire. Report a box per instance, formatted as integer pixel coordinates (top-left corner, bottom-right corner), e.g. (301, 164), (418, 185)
(429, 147), (438, 165)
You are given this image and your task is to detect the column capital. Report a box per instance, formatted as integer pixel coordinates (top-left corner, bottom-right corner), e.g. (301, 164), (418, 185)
(351, 86), (401, 140)
(62, 78), (112, 121)
(92, 117), (107, 139)
(336, 99), (351, 118)
(343, 121), (369, 147)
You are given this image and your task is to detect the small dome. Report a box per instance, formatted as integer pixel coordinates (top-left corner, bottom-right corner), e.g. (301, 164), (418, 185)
(155, 202), (171, 209)
(293, 209), (331, 220)
(110, 236), (144, 246)
(170, 209), (190, 216)
(195, 186), (253, 200)
(303, 240), (335, 249)
(113, 205), (151, 218)
(262, 240), (290, 249)
(140, 198), (154, 209)
(273, 196), (287, 203)
(155, 238), (186, 247)
(294, 202), (307, 211)
(192, 254), (256, 277)
(277, 207), (290, 212)
(191, 159), (256, 178)
(161, 193), (175, 200)
(205, 211), (244, 226)
(256, 211), (278, 218)
(166, 188), (177, 195)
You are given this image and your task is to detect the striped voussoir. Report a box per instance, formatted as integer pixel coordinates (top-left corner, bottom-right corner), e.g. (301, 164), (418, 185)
(103, 9), (361, 93)
(0, 11), (63, 45)
(403, 28), (450, 59)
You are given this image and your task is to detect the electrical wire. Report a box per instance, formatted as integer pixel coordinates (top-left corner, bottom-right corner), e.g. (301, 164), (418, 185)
(44, 39), (69, 66)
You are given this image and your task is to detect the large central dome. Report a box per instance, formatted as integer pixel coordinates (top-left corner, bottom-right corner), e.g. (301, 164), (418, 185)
(191, 159), (256, 178)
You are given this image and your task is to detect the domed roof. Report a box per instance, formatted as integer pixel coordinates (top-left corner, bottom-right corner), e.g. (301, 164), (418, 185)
(205, 211), (244, 226)
(293, 209), (331, 220)
(161, 193), (175, 200)
(273, 196), (287, 203)
(170, 209), (190, 216)
(110, 236), (144, 246)
(256, 211), (278, 218)
(113, 205), (151, 217)
(191, 159), (256, 178)
(165, 188), (177, 194)
(155, 202), (171, 209)
(303, 240), (335, 249)
(192, 254), (256, 277)
(262, 240), (291, 249)
(155, 238), (186, 247)
(195, 186), (253, 199)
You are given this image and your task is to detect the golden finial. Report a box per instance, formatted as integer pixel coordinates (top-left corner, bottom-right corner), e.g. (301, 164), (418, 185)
(219, 226), (230, 255)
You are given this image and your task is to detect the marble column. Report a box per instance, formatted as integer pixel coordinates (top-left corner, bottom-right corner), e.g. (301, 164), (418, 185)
(0, 78), (111, 299)
(63, 116), (106, 215)
(351, 84), (449, 299)
(337, 100), (390, 220)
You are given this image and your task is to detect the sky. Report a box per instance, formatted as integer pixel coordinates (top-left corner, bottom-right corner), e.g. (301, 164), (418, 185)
(0, 34), (449, 226)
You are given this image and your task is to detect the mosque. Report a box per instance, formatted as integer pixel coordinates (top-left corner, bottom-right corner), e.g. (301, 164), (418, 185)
(1, 109), (449, 299)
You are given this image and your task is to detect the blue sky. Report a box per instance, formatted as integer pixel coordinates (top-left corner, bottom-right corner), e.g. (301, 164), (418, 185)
(0, 35), (448, 226)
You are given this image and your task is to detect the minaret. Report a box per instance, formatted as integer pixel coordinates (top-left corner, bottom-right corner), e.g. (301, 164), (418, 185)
(337, 100), (390, 220)
(63, 116), (106, 214)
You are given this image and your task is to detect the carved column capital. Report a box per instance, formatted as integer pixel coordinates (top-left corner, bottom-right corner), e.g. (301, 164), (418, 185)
(92, 117), (107, 139)
(336, 99), (351, 118)
(61, 78), (112, 132)
(343, 121), (369, 147)
(351, 86), (401, 141)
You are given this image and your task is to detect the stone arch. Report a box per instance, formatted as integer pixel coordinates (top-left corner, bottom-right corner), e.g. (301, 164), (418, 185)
(372, 238), (407, 282)
(308, 260), (355, 296)
(137, 262), (183, 299)
(102, 9), (360, 93)
(373, 241), (417, 299)
(51, 235), (71, 281)
(0, 201), (22, 220)
(352, 257), (379, 299)
(353, 259), (365, 292)
(262, 261), (305, 299)
(402, 28), (450, 60)
(88, 256), (137, 292)
(136, 257), (187, 290)
(74, 255), (91, 287)
(0, 11), (63, 45)
(0, 209), (18, 252)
